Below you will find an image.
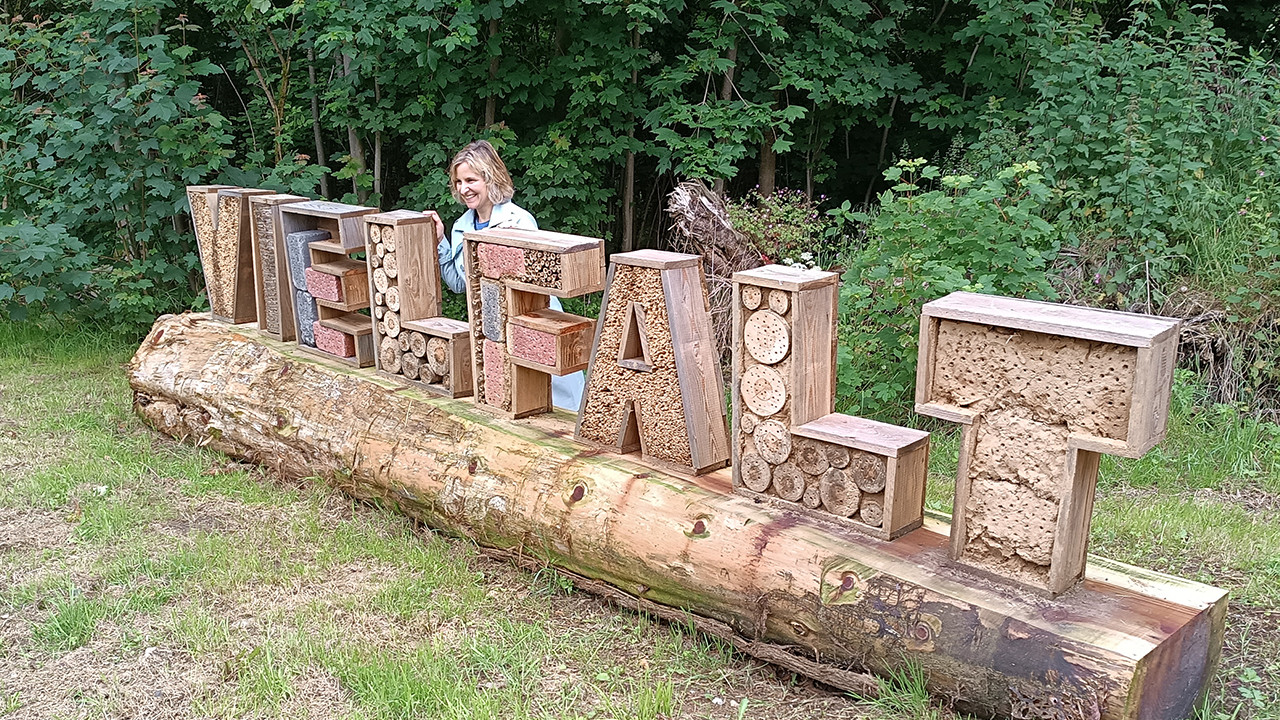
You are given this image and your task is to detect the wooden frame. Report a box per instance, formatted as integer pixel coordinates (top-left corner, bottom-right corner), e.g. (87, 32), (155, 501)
(247, 193), (309, 341)
(187, 186), (275, 324)
(507, 308), (594, 375)
(914, 291), (1181, 595)
(279, 201), (378, 367)
(787, 413), (929, 540)
(575, 250), (730, 475)
(462, 229), (604, 418)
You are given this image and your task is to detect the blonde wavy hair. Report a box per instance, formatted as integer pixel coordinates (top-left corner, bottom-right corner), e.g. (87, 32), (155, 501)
(448, 140), (515, 206)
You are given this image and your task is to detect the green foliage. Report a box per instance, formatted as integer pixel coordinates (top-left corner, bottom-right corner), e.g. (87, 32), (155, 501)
(968, 5), (1280, 312)
(724, 188), (834, 268)
(0, 1), (236, 327)
(836, 159), (1057, 419)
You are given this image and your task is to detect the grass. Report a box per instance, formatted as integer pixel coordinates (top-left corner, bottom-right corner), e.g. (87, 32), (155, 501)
(2, 318), (1278, 718)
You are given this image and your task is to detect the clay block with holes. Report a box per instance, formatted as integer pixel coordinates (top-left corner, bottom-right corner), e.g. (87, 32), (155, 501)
(575, 250), (730, 475)
(915, 291), (1181, 595)
(313, 321), (356, 358)
(507, 308), (593, 375)
(304, 267), (343, 302)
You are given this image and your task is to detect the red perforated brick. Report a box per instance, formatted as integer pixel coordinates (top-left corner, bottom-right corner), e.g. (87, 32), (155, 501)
(477, 243), (526, 279)
(305, 267), (342, 302)
(314, 321), (355, 357)
(509, 324), (556, 366)
(483, 338), (507, 406)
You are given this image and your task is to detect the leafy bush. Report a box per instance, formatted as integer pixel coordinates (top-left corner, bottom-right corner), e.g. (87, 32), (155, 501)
(725, 188), (838, 269)
(0, 1), (234, 328)
(836, 159), (1058, 420)
(968, 6), (1280, 312)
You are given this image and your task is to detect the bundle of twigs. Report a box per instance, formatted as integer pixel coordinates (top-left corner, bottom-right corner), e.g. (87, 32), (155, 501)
(666, 181), (763, 369)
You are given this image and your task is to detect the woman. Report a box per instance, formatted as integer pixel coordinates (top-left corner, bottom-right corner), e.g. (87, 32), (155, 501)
(423, 141), (584, 411)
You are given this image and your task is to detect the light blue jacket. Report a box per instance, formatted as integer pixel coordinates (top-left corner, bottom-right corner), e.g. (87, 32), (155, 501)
(437, 201), (585, 412)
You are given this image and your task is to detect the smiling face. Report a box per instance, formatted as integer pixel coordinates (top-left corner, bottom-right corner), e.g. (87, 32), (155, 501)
(454, 161), (494, 220)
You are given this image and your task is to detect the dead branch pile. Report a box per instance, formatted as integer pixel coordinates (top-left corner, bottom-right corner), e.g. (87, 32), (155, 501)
(666, 181), (763, 366)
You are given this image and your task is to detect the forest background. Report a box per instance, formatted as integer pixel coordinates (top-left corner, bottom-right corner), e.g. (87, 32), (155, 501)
(3, 0), (1280, 421)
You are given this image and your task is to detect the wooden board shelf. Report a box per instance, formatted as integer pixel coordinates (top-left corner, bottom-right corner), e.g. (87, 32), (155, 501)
(311, 258), (366, 277)
(319, 313), (374, 336)
(316, 297), (371, 314)
(309, 240), (350, 257)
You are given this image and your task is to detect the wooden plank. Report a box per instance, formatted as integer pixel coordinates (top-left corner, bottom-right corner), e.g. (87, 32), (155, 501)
(318, 313), (374, 336)
(364, 209), (434, 226)
(248, 194), (308, 342)
(316, 296), (370, 314)
(561, 247), (607, 297)
(402, 317), (469, 340)
(510, 363), (551, 418)
(131, 315), (1230, 720)
(884, 443), (928, 540)
(463, 227), (600, 253)
(575, 263), (618, 420)
(662, 264), (730, 474)
(732, 264), (839, 292)
(393, 220), (443, 322)
(788, 281), (838, 427)
(282, 200), (379, 219)
(730, 282), (746, 491)
(791, 413), (929, 457)
(922, 291), (1180, 348)
(311, 258), (366, 277)
(308, 239), (349, 256)
(612, 249), (702, 270)
(1048, 447), (1102, 594)
(1127, 333), (1179, 456)
(509, 308), (594, 335)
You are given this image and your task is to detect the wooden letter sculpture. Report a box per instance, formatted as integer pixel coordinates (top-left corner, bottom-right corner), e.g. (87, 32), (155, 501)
(915, 291), (1180, 594)
(731, 265), (929, 539)
(463, 228), (604, 418)
(577, 250), (729, 475)
(366, 211), (472, 398)
(187, 185), (276, 324)
(247, 193), (309, 341)
(279, 201), (379, 365)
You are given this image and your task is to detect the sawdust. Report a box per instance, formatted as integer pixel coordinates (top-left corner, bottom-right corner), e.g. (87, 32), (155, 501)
(578, 264), (692, 467)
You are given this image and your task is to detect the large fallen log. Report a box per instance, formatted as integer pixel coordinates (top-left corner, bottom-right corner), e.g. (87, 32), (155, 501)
(128, 315), (1227, 720)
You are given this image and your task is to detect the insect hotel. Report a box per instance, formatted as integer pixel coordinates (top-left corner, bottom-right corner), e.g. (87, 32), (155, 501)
(135, 185), (1231, 720)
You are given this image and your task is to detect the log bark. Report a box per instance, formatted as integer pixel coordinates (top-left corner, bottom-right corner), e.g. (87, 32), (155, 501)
(128, 315), (1227, 720)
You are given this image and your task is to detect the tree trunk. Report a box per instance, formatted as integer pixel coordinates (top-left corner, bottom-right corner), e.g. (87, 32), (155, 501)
(373, 80), (383, 199)
(485, 18), (500, 128)
(308, 46), (330, 198)
(341, 54), (369, 204)
(128, 314), (1227, 720)
(622, 27), (640, 252)
(758, 128), (776, 198)
(711, 39), (737, 198)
